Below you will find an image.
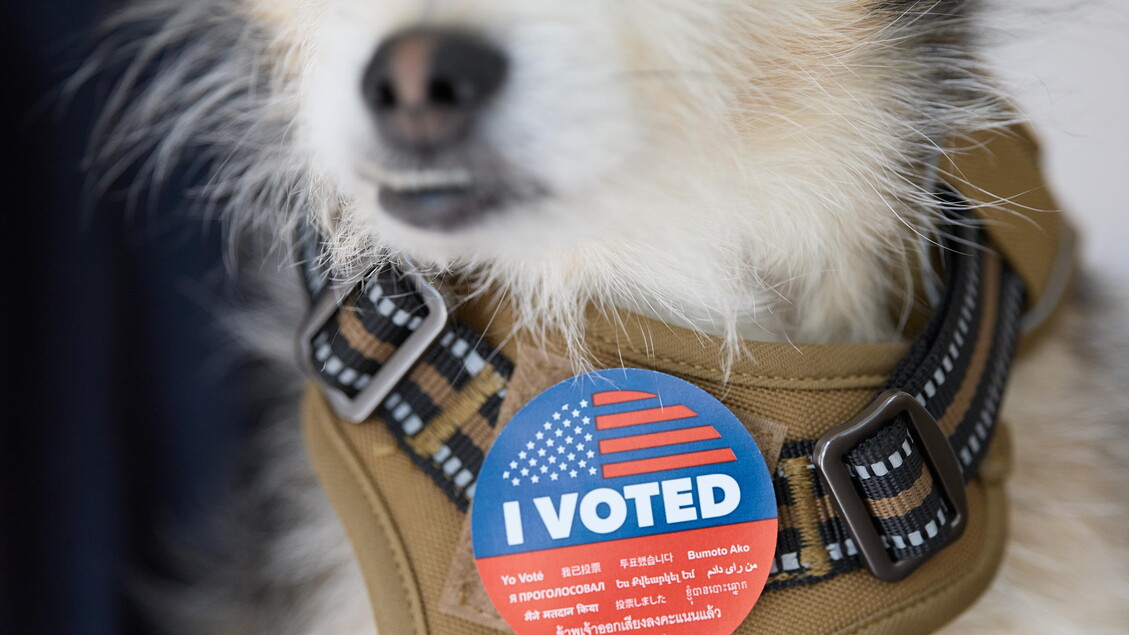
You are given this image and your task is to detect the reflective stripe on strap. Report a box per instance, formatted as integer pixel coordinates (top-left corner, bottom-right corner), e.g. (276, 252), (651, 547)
(299, 189), (1026, 585)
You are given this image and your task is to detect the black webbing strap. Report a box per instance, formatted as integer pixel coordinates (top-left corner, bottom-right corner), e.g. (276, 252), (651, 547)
(771, 194), (1026, 586)
(299, 190), (1026, 586)
(301, 255), (513, 510)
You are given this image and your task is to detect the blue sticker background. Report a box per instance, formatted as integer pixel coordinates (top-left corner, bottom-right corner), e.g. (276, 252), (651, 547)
(472, 368), (777, 557)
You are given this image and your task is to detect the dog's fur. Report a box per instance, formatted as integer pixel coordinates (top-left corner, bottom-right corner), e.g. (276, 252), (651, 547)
(92, 0), (1128, 632)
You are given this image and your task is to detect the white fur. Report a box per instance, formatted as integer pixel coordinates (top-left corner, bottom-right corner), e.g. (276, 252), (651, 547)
(94, 0), (1127, 632)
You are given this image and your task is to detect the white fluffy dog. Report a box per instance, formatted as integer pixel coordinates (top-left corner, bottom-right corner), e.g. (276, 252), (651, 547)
(94, 0), (1128, 632)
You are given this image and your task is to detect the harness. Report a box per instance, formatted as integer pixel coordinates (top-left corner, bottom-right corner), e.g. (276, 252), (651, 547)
(298, 125), (1074, 633)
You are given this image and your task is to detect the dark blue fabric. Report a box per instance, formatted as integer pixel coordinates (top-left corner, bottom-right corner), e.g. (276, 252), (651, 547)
(1, 3), (255, 634)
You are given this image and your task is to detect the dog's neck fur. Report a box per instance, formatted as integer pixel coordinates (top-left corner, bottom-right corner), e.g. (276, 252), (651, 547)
(460, 196), (908, 349)
(321, 149), (934, 365)
(318, 90), (951, 358)
(386, 140), (933, 359)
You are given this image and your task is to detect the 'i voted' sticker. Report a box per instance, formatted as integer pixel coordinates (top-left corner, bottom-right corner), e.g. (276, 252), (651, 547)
(471, 369), (777, 634)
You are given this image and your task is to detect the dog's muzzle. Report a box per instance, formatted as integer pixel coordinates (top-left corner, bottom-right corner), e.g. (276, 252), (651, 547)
(361, 28), (510, 231)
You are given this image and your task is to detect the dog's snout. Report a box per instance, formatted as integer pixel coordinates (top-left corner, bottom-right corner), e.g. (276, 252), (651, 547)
(363, 29), (507, 152)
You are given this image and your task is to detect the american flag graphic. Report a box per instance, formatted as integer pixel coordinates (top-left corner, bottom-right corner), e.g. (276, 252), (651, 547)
(502, 389), (738, 488)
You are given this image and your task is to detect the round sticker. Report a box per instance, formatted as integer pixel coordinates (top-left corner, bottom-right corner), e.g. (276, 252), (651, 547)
(471, 368), (777, 634)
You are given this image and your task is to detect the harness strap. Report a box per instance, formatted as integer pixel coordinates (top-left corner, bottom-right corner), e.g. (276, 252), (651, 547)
(773, 201), (1027, 585)
(940, 124), (1064, 314)
(300, 191), (1026, 587)
(303, 258), (513, 510)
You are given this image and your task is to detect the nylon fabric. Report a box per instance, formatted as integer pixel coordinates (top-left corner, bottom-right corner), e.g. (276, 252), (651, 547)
(307, 392), (507, 634)
(302, 390), (427, 634)
(940, 124), (1064, 308)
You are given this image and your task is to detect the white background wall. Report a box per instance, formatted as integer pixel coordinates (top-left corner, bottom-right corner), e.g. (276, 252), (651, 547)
(987, 1), (1129, 280)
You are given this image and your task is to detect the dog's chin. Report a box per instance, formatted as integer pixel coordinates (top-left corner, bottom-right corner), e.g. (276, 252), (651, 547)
(377, 183), (521, 232)
(362, 189), (599, 267)
(378, 185), (506, 232)
(363, 192), (521, 263)
(346, 159), (591, 264)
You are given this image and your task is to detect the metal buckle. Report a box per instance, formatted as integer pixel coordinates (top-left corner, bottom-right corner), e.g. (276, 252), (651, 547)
(297, 269), (449, 424)
(813, 390), (969, 582)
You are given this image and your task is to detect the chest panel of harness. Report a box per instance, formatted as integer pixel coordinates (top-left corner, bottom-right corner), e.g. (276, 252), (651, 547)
(299, 124), (1072, 633)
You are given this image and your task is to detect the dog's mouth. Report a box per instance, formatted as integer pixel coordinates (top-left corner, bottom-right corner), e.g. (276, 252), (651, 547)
(364, 165), (504, 231)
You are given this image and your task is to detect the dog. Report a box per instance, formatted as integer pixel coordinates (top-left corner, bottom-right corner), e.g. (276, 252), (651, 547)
(93, 0), (1128, 632)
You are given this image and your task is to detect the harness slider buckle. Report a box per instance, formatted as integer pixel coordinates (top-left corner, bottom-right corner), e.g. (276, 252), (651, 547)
(813, 390), (969, 582)
(298, 269), (449, 423)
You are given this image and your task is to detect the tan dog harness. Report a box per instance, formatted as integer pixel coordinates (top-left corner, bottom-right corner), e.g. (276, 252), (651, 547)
(299, 125), (1073, 633)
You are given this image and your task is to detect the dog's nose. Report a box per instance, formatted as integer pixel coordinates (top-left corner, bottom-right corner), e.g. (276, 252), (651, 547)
(363, 29), (508, 152)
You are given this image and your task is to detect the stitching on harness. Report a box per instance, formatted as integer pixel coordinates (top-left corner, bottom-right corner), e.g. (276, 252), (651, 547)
(457, 585), (505, 620)
(318, 403), (429, 635)
(592, 336), (890, 382)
